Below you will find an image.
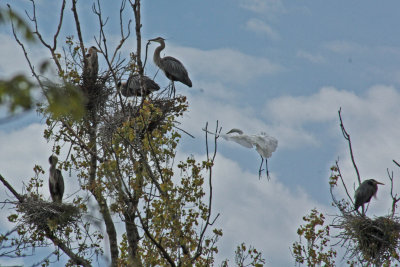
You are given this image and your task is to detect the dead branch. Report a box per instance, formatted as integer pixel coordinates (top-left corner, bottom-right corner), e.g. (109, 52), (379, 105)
(24, 0), (66, 74)
(338, 108), (361, 185)
(192, 121), (221, 262)
(0, 175), (23, 202)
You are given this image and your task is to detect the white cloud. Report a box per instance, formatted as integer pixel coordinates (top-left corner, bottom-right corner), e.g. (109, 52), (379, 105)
(179, 87), (318, 150)
(263, 85), (400, 215)
(165, 45), (283, 84)
(0, 123), (51, 185)
(265, 87), (359, 126)
(172, 150), (325, 266)
(205, 154), (324, 266)
(239, 0), (286, 17)
(324, 40), (367, 54)
(245, 18), (279, 40)
(0, 33), (50, 79)
(296, 50), (326, 64)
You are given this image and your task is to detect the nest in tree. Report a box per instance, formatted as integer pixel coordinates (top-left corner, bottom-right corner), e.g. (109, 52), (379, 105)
(80, 80), (113, 117)
(17, 197), (81, 231)
(99, 97), (182, 144)
(335, 213), (400, 264)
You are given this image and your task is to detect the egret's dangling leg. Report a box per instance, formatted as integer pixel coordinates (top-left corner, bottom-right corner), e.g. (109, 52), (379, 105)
(265, 158), (270, 180)
(258, 156), (271, 180)
(258, 155), (264, 179)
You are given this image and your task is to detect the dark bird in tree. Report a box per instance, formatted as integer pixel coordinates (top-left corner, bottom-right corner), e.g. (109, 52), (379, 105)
(354, 179), (384, 211)
(117, 74), (160, 97)
(48, 155), (64, 203)
(148, 37), (192, 96)
(84, 46), (101, 83)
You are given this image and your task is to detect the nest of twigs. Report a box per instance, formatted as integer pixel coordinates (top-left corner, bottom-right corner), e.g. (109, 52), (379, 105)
(81, 80), (113, 117)
(336, 213), (400, 264)
(17, 197), (81, 231)
(99, 97), (180, 144)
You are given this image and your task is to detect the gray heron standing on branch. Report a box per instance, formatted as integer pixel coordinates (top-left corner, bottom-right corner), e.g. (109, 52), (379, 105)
(48, 155), (64, 203)
(148, 37), (192, 96)
(85, 46), (102, 83)
(117, 74), (160, 97)
(354, 179), (384, 212)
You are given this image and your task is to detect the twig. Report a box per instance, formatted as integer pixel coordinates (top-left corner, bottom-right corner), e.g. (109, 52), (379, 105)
(0, 175), (23, 202)
(338, 108), (361, 185)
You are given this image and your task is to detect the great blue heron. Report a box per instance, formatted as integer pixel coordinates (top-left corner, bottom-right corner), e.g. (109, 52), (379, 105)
(354, 179), (384, 211)
(48, 155), (64, 203)
(85, 46), (101, 82)
(117, 74), (160, 97)
(148, 37), (192, 95)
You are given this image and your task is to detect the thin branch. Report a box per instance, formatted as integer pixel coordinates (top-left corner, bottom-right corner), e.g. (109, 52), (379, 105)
(24, 0), (65, 74)
(71, 0), (85, 61)
(387, 168), (400, 217)
(192, 122), (220, 262)
(335, 160), (354, 207)
(136, 210), (176, 267)
(0, 175), (23, 202)
(338, 108), (361, 185)
(45, 230), (91, 267)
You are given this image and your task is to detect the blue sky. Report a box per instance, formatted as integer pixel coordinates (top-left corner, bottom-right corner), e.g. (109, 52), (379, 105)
(2, 0), (400, 266)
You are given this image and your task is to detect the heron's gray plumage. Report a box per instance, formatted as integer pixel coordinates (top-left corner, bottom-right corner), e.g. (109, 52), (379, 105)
(354, 179), (384, 211)
(149, 37), (192, 87)
(49, 155), (64, 203)
(118, 74), (160, 97)
(85, 46), (100, 82)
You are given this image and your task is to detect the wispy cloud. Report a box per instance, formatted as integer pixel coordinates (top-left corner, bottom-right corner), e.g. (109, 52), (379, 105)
(296, 50), (326, 64)
(245, 18), (280, 40)
(324, 40), (367, 54)
(172, 151), (323, 266)
(167, 45), (283, 84)
(239, 0), (286, 17)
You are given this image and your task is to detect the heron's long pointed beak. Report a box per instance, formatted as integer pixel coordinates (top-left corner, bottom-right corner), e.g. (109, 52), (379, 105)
(376, 181), (384, 185)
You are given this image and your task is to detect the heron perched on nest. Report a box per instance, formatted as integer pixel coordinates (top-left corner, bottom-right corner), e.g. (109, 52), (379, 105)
(354, 179), (384, 211)
(84, 46), (102, 83)
(48, 155), (64, 203)
(117, 74), (160, 97)
(148, 37), (192, 96)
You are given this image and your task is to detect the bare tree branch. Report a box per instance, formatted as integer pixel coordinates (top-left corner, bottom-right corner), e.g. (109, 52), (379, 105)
(338, 108), (361, 185)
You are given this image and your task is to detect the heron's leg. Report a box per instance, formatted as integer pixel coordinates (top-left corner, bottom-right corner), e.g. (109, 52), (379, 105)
(167, 82), (176, 98)
(172, 81), (176, 98)
(365, 202), (370, 214)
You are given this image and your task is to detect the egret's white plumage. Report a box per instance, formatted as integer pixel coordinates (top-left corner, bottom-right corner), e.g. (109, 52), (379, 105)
(221, 129), (278, 158)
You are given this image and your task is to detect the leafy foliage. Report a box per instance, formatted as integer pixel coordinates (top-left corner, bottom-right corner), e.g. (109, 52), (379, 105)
(292, 209), (336, 266)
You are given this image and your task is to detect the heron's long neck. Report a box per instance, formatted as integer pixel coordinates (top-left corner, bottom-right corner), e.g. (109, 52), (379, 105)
(49, 165), (56, 177)
(153, 42), (165, 68)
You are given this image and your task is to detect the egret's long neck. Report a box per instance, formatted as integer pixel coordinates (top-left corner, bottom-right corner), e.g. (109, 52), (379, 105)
(153, 41), (165, 68)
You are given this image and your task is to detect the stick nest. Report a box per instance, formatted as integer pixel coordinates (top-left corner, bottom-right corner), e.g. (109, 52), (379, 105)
(335, 213), (400, 264)
(17, 197), (81, 230)
(99, 97), (181, 144)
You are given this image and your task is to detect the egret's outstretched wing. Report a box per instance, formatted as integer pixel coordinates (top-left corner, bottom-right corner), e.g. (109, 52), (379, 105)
(221, 133), (254, 148)
(222, 129), (278, 158)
